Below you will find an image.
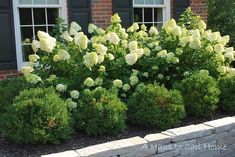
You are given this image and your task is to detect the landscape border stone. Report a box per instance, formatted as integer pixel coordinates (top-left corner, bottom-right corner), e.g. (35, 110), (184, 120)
(42, 116), (235, 157)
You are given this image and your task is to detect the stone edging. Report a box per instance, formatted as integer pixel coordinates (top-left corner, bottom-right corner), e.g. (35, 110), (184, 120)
(42, 117), (235, 157)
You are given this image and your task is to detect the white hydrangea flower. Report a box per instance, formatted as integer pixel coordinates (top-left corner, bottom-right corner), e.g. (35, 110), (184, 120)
(122, 84), (130, 92)
(143, 72), (149, 78)
(121, 40), (128, 48)
(180, 36), (193, 47)
(88, 23), (98, 34)
(219, 35), (230, 46)
(53, 54), (60, 62)
(96, 28), (105, 35)
(25, 74), (41, 84)
(125, 53), (138, 66)
(143, 48), (151, 56)
(198, 20), (207, 30)
(225, 47), (234, 53)
(32, 40), (40, 52)
(172, 26), (182, 37)
(108, 32), (120, 45)
(84, 77), (95, 87)
(69, 22), (81, 36)
(149, 26), (158, 35)
(58, 49), (70, 61)
(157, 50), (168, 58)
(217, 66), (228, 74)
(199, 70), (209, 75)
(224, 51), (234, 60)
(74, 34), (88, 49)
(107, 53), (114, 60)
(129, 41), (138, 50)
(190, 29), (201, 39)
(28, 54), (40, 63)
(95, 44), (107, 55)
(189, 38), (201, 49)
(111, 13), (121, 23)
(99, 65), (106, 72)
(207, 32), (221, 42)
(127, 26), (134, 32)
(132, 69), (139, 75)
(176, 48), (183, 55)
(21, 66), (33, 75)
(37, 31), (56, 53)
(83, 52), (98, 69)
(206, 45), (214, 52)
(158, 74), (164, 79)
(70, 90), (80, 99)
(130, 75), (138, 85)
(183, 71), (190, 76)
(214, 44), (224, 53)
(97, 55), (105, 64)
(61, 31), (73, 42)
(95, 77), (103, 85)
(163, 19), (177, 29)
(130, 48), (143, 58)
(152, 66), (159, 70)
(56, 84), (67, 92)
(132, 23), (139, 31)
(113, 79), (123, 88)
(216, 53), (225, 63)
(228, 68), (235, 75)
(66, 98), (78, 110)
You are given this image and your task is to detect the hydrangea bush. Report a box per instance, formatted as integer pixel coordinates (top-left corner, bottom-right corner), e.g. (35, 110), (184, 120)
(20, 14), (235, 99)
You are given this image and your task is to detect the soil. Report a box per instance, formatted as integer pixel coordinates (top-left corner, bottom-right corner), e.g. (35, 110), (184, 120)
(0, 111), (232, 157)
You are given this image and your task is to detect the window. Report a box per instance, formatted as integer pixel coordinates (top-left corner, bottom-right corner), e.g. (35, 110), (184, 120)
(133, 0), (170, 29)
(13, 0), (67, 68)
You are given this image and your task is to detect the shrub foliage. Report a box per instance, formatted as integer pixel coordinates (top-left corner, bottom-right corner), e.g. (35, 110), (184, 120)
(128, 84), (186, 130)
(175, 70), (220, 118)
(75, 87), (127, 136)
(1, 87), (73, 144)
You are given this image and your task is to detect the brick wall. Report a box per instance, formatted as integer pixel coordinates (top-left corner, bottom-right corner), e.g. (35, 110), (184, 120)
(0, 70), (21, 80)
(190, 0), (208, 22)
(91, 0), (112, 28)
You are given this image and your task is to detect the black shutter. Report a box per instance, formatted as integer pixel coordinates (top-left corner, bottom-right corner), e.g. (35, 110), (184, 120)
(0, 0), (17, 70)
(69, 0), (91, 35)
(173, 0), (190, 21)
(113, 0), (133, 28)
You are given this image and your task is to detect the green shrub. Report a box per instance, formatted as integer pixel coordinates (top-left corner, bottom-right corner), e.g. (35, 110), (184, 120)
(75, 87), (127, 136)
(1, 87), (73, 144)
(207, 0), (235, 46)
(218, 75), (235, 113)
(175, 70), (220, 118)
(127, 84), (186, 130)
(0, 77), (30, 112)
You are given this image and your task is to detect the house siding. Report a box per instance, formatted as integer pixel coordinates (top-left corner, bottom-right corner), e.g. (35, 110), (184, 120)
(0, 0), (208, 80)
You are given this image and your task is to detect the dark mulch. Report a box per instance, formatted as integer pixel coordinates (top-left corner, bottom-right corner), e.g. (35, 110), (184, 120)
(0, 111), (232, 157)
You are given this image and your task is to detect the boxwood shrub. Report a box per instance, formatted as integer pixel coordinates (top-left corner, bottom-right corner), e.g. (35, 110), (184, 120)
(127, 84), (186, 130)
(0, 77), (30, 112)
(1, 87), (73, 144)
(218, 75), (235, 113)
(75, 87), (127, 136)
(175, 70), (220, 118)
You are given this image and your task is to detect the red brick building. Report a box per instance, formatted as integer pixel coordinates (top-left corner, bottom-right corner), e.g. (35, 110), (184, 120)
(0, 0), (207, 79)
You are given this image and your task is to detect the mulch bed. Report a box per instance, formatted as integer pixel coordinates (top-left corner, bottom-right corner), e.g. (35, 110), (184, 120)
(0, 111), (232, 157)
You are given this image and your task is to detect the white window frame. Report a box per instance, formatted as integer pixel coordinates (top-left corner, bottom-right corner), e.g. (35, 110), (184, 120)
(133, 0), (170, 25)
(12, 0), (68, 70)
